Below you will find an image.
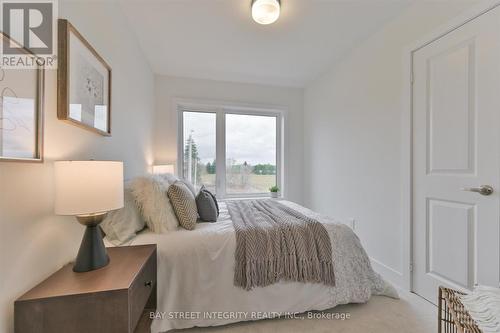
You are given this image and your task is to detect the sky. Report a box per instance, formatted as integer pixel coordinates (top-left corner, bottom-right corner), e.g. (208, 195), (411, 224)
(183, 112), (277, 165)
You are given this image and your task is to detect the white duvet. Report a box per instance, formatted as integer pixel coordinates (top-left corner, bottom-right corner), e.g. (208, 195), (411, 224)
(108, 200), (398, 333)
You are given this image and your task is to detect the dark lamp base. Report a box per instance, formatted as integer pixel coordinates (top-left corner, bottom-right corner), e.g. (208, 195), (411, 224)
(73, 213), (110, 273)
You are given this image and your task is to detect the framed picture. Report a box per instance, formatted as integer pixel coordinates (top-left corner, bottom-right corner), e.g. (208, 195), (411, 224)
(57, 19), (112, 136)
(0, 33), (44, 162)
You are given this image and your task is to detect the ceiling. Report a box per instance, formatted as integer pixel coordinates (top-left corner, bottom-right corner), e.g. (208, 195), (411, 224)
(117, 0), (461, 87)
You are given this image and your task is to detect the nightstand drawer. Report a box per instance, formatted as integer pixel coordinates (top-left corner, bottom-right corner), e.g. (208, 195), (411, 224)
(129, 249), (157, 329)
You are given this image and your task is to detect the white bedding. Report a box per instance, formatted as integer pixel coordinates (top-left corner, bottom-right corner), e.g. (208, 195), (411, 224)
(106, 200), (397, 333)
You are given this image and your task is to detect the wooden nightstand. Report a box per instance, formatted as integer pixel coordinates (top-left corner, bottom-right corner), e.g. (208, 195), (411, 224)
(15, 245), (157, 333)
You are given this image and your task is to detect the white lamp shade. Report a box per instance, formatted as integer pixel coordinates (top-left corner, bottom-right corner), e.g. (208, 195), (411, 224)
(54, 161), (124, 216)
(252, 0), (280, 25)
(152, 164), (175, 175)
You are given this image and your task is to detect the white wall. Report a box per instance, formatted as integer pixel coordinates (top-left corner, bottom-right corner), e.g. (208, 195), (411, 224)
(154, 76), (304, 203)
(0, 2), (155, 332)
(303, 1), (479, 287)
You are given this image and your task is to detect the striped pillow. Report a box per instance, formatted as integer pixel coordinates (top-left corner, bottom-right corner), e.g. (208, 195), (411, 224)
(167, 181), (198, 230)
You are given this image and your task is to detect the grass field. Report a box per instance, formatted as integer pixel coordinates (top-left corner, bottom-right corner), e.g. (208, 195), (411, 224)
(200, 174), (276, 193)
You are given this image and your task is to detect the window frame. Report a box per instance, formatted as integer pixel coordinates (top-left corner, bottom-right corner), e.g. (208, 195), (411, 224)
(176, 99), (284, 199)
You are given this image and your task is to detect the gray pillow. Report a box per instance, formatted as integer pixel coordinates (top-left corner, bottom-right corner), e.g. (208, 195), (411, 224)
(196, 186), (219, 222)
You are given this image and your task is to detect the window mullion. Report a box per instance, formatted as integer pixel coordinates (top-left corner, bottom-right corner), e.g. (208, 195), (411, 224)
(177, 109), (184, 178)
(215, 110), (226, 198)
(277, 115), (283, 198)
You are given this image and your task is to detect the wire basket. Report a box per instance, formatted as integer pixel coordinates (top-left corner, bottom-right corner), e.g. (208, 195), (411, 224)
(439, 286), (482, 333)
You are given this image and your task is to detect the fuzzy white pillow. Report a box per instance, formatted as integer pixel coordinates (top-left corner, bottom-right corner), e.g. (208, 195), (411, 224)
(130, 176), (179, 232)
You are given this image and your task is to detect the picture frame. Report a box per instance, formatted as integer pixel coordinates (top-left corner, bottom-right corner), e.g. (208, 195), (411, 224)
(0, 32), (44, 163)
(57, 19), (112, 136)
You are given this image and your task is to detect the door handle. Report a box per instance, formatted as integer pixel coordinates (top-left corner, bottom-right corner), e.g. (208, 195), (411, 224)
(461, 185), (494, 196)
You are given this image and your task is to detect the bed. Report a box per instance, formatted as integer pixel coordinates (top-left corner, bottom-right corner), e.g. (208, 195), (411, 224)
(106, 200), (397, 333)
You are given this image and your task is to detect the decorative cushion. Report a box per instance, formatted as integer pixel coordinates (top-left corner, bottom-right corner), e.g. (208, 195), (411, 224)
(129, 176), (179, 233)
(167, 181), (198, 230)
(180, 178), (197, 197)
(155, 173), (197, 196)
(196, 186), (219, 222)
(101, 187), (145, 245)
(155, 173), (179, 186)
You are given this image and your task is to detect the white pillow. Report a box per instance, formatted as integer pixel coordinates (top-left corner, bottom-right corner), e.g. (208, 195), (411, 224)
(154, 173), (197, 196)
(180, 178), (197, 197)
(101, 187), (145, 245)
(155, 173), (179, 186)
(130, 176), (179, 232)
(166, 174), (180, 185)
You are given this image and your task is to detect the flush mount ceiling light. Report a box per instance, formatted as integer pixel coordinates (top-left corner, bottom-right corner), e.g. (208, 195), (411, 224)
(252, 0), (281, 25)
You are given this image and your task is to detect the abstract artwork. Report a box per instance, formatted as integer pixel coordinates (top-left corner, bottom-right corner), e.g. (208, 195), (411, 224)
(0, 33), (44, 162)
(58, 19), (111, 136)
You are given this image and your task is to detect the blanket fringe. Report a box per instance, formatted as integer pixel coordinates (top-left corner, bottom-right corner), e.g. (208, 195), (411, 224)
(236, 255), (336, 290)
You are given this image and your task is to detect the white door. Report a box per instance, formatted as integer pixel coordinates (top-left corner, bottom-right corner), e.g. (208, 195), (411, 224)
(413, 6), (500, 303)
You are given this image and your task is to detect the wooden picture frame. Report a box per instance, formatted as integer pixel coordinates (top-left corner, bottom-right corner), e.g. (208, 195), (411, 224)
(0, 32), (44, 163)
(57, 19), (112, 136)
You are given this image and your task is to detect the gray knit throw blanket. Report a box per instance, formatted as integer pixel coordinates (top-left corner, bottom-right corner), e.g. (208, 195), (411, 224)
(226, 200), (335, 290)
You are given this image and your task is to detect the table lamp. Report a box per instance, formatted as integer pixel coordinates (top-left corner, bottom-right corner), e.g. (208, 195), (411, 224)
(54, 161), (124, 272)
(152, 164), (175, 175)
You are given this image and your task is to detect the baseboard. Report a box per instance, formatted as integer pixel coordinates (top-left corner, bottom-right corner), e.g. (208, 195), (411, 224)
(370, 257), (404, 289)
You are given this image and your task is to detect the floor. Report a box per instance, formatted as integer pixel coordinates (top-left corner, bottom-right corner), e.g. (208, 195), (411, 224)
(136, 290), (436, 333)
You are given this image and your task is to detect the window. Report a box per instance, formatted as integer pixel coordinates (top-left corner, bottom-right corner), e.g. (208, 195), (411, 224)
(182, 111), (217, 193)
(178, 102), (282, 198)
(226, 114), (277, 194)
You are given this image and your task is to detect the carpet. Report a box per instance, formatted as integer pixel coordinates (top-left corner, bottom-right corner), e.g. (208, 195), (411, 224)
(136, 290), (436, 333)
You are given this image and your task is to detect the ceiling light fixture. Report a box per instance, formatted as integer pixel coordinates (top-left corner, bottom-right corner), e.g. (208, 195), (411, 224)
(252, 0), (280, 25)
